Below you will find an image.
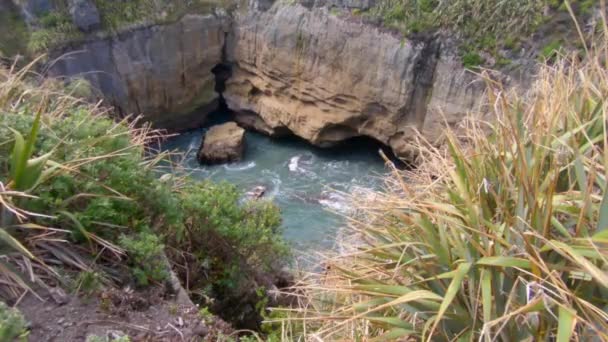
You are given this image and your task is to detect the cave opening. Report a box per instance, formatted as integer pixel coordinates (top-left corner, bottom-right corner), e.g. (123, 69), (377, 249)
(204, 62), (409, 168)
(326, 135), (410, 170)
(211, 62), (232, 112)
(258, 133), (409, 170)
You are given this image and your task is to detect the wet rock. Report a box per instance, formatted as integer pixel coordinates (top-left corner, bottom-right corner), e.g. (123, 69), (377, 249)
(198, 122), (246, 164)
(245, 185), (266, 199)
(69, 0), (100, 32)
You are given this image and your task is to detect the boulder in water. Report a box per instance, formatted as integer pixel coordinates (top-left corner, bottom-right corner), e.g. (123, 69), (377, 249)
(198, 122), (246, 164)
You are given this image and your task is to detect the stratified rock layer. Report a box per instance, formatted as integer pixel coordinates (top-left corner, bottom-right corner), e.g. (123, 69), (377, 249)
(198, 122), (246, 164)
(48, 14), (229, 130)
(41, 2), (498, 154)
(224, 4), (486, 157)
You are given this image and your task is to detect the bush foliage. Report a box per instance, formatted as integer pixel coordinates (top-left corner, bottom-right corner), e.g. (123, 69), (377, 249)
(0, 302), (27, 341)
(363, 0), (597, 67)
(0, 64), (288, 322)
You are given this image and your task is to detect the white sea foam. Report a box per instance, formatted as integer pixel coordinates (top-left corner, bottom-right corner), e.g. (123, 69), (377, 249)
(288, 154), (319, 180)
(224, 161), (256, 171)
(261, 170), (282, 199)
(188, 135), (199, 151)
(318, 191), (351, 213)
(288, 155), (301, 172)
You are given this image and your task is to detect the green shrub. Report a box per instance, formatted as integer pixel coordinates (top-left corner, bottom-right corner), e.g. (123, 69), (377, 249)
(172, 180), (288, 292)
(27, 10), (83, 54)
(0, 8), (29, 56)
(198, 306), (214, 323)
(0, 302), (27, 341)
(0, 65), (289, 326)
(462, 51), (483, 69)
(65, 78), (95, 99)
(540, 39), (563, 61)
(75, 270), (103, 295)
(119, 232), (168, 286)
(364, 0), (593, 66)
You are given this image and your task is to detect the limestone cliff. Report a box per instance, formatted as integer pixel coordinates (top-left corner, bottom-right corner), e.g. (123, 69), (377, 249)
(223, 4), (487, 157)
(40, 2), (497, 156)
(48, 13), (230, 130)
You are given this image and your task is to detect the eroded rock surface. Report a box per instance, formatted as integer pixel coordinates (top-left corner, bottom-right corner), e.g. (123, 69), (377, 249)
(198, 122), (246, 164)
(69, 0), (100, 32)
(41, 1), (509, 156)
(224, 4), (487, 157)
(48, 14), (230, 130)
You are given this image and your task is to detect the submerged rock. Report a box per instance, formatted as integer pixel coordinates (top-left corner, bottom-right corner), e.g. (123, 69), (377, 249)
(245, 185), (267, 199)
(198, 122), (246, 164)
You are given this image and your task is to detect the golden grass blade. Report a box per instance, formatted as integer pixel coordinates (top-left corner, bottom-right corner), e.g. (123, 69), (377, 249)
(426, 262), (471, 341)
(557, 306), (577, 342)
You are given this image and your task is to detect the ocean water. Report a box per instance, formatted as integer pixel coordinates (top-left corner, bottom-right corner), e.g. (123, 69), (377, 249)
(162, 120), (389, 254)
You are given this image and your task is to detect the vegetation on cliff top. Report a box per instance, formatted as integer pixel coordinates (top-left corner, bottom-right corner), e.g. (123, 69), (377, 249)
(0, 6), (29, 58)
(0, 61), (288, 334)
(355, 0), (598, 68)
(8, 0), (236, 55)
(278, 12), (608, 342)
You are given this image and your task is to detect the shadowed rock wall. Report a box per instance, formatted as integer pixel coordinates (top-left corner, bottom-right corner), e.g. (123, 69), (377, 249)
(48, 14), (230, 130)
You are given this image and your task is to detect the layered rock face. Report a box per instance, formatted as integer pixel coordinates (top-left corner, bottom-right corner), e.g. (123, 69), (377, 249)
(41, 2), (492, 155)
(224, 4), (486, 157)
(48, 14), (230, 130)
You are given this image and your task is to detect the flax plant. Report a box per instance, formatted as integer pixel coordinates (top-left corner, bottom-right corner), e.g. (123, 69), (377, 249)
(286, 13), (608, 342)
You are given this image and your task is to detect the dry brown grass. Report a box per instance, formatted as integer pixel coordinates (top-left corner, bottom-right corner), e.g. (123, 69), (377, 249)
(277, 4), (608, 341)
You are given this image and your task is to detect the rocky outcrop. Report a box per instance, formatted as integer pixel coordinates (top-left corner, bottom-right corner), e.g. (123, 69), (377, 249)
(224, 4), (487, 158)
(198, 122), (246, 164)
(69, 0), (100, 32)
(40, 1), (502, 156)
(48, 13), (230, 130)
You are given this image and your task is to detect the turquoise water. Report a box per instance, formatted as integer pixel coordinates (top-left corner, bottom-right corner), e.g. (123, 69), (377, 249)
(163, 121), (388, 253)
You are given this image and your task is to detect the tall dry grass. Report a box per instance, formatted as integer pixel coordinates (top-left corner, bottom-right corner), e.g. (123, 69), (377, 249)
(280, 8), (608, 342)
